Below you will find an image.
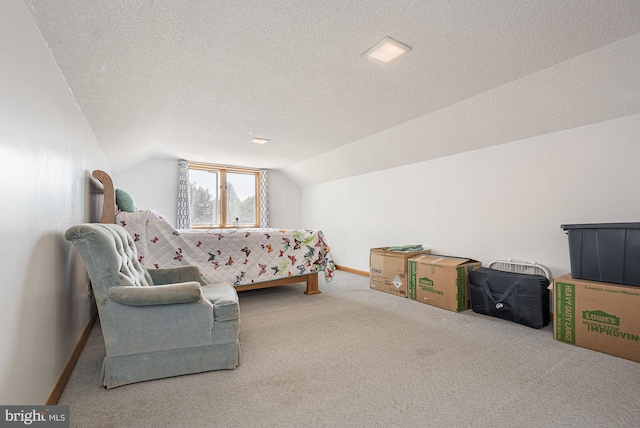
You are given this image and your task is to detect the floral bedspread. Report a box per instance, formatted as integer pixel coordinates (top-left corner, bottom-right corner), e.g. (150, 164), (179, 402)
(115, 209), (335, 286)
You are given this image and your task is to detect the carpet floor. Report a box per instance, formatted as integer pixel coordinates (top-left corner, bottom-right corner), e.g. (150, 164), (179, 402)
(59, 271), (640, 427)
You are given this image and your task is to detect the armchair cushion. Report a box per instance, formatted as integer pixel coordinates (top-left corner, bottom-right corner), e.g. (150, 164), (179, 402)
(149, 265), (206, 286)
(107, 282), (203, 306)
(201, 282), (241, 321)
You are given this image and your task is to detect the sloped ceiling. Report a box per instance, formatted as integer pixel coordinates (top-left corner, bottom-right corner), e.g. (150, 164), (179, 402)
(25, 0), (640, 186)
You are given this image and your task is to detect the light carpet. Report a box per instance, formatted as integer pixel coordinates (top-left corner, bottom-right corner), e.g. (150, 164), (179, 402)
(59, 271), (640, 427)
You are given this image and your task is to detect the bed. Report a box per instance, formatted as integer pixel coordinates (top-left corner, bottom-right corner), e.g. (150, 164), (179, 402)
(92, 170), (335, 294)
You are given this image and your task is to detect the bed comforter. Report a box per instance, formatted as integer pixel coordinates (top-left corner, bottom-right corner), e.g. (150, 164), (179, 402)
(115, 209), (335, 286)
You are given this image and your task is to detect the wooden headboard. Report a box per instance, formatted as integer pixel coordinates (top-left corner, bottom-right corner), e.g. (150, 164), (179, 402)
(92, 170), (116, 223)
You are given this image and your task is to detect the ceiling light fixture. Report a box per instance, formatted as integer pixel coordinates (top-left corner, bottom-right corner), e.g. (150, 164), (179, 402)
(250, 137), (270, 145)
(363, 36), (411, 64)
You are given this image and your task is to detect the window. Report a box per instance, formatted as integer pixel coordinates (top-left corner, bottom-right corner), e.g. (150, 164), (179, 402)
(188, 163), (260, 228)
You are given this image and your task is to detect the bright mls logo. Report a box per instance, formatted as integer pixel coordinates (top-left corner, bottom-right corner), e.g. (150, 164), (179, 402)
(1, 406), (68, 427)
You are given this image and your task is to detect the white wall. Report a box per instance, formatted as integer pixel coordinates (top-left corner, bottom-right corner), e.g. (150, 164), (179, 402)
(114, 162), (301, 228)
(0, 1), (109, 404)
(301, 114), (640, 278)
(113, 158), (180, 225)
(265, 170), (301, 229)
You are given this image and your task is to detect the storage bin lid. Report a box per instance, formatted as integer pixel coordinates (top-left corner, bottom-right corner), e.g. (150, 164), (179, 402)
(561, 222), (640, 230)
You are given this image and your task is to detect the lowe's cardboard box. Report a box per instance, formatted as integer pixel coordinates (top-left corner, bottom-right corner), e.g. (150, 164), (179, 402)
(552, 274), (640, 363)
(408, 254), (482, 312)
(370, 247), (431, 298)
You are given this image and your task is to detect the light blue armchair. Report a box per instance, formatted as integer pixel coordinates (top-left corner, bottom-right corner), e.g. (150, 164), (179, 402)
(65, 223), (240, 389)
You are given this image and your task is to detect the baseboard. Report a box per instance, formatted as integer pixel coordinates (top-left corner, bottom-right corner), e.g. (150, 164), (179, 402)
(46, 311), (98, 405)
(335, 265), (369, 277)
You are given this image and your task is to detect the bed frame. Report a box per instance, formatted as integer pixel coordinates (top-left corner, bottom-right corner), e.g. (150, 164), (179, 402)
(91, 170), (320, 294)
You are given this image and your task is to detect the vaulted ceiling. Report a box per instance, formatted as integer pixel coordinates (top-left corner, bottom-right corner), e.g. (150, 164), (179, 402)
(25, 0), (640, 186)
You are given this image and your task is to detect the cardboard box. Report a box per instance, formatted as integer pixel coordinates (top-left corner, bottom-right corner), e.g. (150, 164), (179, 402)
(552, 274), (640, 363)
(408, 254), (482, 312)
(370, 247), (431, 297)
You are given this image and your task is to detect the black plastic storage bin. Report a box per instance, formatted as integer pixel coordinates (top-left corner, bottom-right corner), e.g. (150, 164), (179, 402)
(561, 223), (640, 286)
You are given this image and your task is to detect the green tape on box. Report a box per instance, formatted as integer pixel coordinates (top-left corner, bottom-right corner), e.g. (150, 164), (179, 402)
(456, 266), (465, 312)
(555, 282), (576, 344)
(408, 261), (416, 300)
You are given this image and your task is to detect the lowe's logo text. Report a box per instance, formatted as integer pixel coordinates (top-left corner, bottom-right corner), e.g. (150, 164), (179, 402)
(582, 310), (620, 326)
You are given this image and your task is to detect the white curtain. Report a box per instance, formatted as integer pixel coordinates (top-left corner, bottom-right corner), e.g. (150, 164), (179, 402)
(176, 160), (191, 229)
(259, 169), (269, 228)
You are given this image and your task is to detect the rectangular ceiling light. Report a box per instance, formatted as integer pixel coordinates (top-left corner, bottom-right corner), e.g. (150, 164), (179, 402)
(363, 37), (411, 64)
(250, 137), (270, 145)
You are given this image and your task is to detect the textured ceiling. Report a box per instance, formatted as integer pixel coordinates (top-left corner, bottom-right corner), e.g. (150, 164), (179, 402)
(24, 0), (640, 186)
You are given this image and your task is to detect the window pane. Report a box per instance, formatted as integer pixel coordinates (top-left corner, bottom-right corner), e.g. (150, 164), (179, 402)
(226, 172), (256, 226)
(189, 169), (220, 226)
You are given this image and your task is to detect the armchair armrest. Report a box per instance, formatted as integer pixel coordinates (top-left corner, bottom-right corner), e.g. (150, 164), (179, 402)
(107, 282), (202, 306)
(149, 266), (206, 286)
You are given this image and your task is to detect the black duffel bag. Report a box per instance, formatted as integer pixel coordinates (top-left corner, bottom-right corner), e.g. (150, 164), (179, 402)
(468, 267), (550, 329)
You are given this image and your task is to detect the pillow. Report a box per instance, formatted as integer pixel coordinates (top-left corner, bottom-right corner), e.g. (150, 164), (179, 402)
(115, 188), (136, 212)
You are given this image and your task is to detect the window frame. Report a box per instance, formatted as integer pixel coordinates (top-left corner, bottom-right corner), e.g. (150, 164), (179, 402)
(188, 162), (261, 229)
